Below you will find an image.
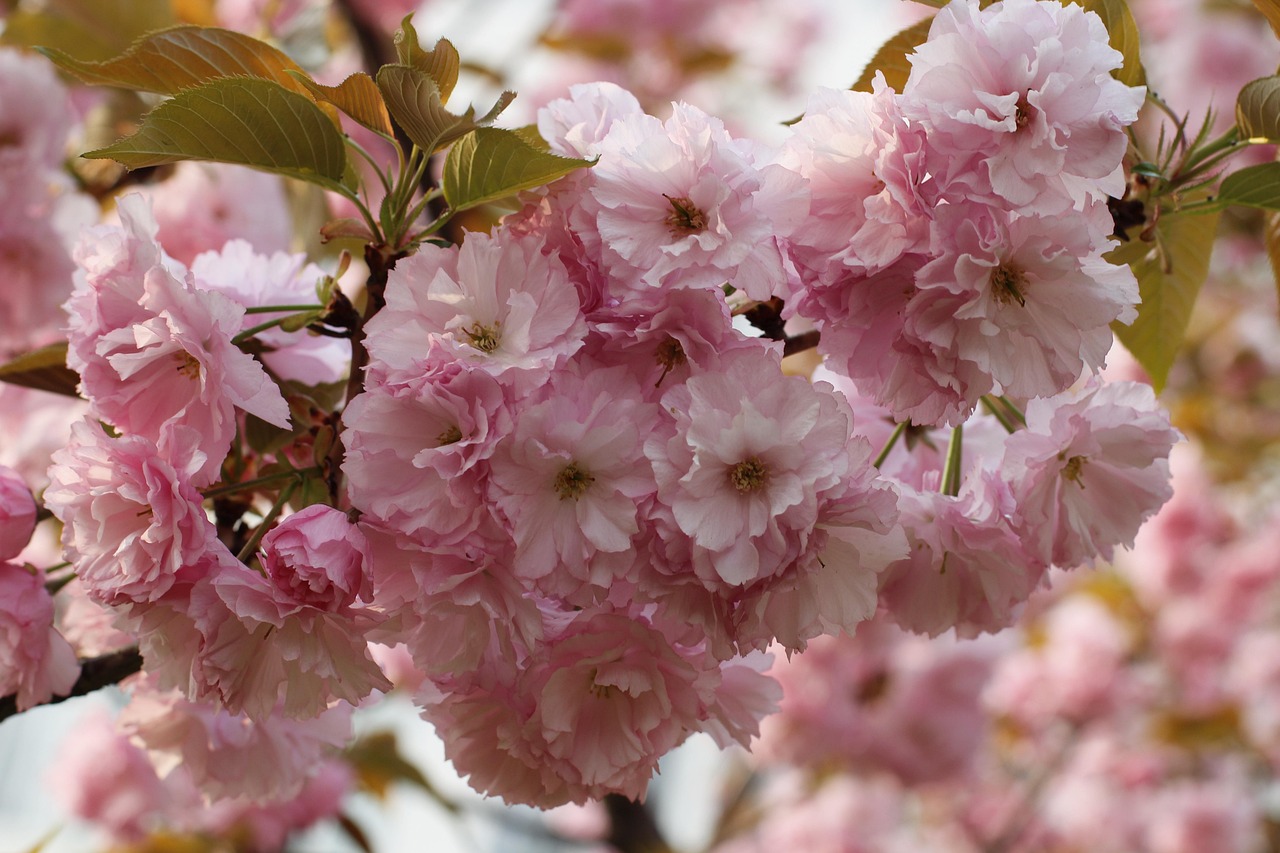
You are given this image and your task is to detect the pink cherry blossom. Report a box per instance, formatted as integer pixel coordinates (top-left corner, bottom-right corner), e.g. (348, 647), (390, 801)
(880, 471), (1047, 637)
(913, 202), (1138, 400)
(516, 608), (712, 803)
(364, 230), (586, 391)
(45, 420), (216, 607)
(0, 562), (80, 710)
(538, 81), (645, 159)
(646, 347), (871, 588)
(371, 535), (543, 679)
(0, 465), (36, 561)
(779, 81), (932, 287)
(984, 596), (1135, 728)
(588, 102), (806, 301)
(66, 196), (291, 485)
(1000, 379), (1180, 568)
(195, 555), (390, 721)
(118, 675), (354, 801)
(343, 355), (512, 549)
(800, 254), (993, 427)
(141, 162), (293, 265)
(48, 709), (175, 843)
(55, 578), (136, 658)
(0, 190), (82, 356)
(901, 0), (1145, 211)
(0, 48), (75, 183)
(489, 364), (657, 596)
(760, 616), (997, 785)
(259, 504), (372, 611)
(77, 263), (291, 485)
(66, 195), (181, 364)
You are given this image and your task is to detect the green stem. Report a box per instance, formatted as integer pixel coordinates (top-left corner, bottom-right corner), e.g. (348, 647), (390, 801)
(236, 479), (299, 563)
(1175, 199), (1227, 216)
(402, 188), (444, 239)
(406, 212), (453, 244)
(1180, 126), (1240, 173)
(323, 176), (383, 243)
(202, 467), (320, 501)
(45, 572), (77, 596)
(996, 396), (1027, 426)
(243, 304), (324, 315)
(386, 146), (426, 238)
(941, 424), (964, 497)
(232, 315), (296, 344)
(346, 135), (394, 196)
(981, 396), (1018, 434)
(873, 422), (908, 469)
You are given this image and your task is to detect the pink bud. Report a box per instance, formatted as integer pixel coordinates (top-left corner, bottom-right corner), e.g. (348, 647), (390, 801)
(260, 505), (371, 611)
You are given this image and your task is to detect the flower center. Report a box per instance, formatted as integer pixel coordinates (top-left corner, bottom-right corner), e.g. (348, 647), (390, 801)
(663, 194), (707, 237)
(437, 425), (463, 447)
(990, 262), (1028, 307)
(554, 462), (595, 501)
(173, 351), (202, 379)
(1060, 453), (1087, 486)
(654, 336), (687, 387)
(728, 456), (768, 494)
(1014, 94), (1034, 130)
(464, 321), (501, 353)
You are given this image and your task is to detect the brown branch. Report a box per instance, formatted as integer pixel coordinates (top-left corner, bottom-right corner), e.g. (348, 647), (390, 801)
(331, 0), (396, 75)
(324, 245), (407, 504)
(604, 794), (673, 853)
(0, 647), (143, 723)
(782, 329), (820, 357)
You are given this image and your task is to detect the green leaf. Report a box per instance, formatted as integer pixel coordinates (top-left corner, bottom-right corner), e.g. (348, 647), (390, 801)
(346, 731), (436, 800)
(1, 0), (174, 62)
(38, 26), (323, 105)
(1237, 76), (1280, 141)
(1216, 162), (1280, 211)
(84, 77), (350, 193)
(376, 64), (514, 155)
(393, 17), (461, 101)
(1109, 211), (1220, 392)
(1250, 0), (1280, 40)
(443, 127), (593, 213)
(512, 124), (552, 152)
(1078, 0), (1145, 87)
(1266, 210), (1280, 308)
(852, 16), (934, 94)
(0, 343), (80, 398)
(293, 71), (395, 138)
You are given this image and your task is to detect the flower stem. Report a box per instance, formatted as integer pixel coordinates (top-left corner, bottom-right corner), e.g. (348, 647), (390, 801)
(873, 421), (908, 469)
(981, 395), (1018, 434)
(243, 304), (324, 315)
(996, 396), (1027, 426)
(941, 424), (964, 497)
(202, 467), (320, 500)
(236, 479), (299, 564)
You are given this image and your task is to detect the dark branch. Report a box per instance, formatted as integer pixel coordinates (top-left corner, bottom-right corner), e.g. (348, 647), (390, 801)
(604, 794), (672, 853)
(0, 647), (143, 724)
(782, 329), (821, 357)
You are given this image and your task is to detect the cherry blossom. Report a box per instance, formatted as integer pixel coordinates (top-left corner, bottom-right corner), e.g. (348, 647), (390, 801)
(0, 562), (80, 710)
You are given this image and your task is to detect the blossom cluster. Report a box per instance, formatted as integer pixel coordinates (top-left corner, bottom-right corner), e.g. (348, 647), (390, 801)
(3, 0), (1185, 820)
(339, 0), (1176, 805)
